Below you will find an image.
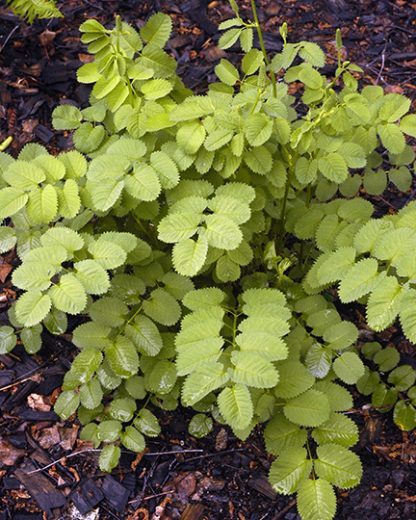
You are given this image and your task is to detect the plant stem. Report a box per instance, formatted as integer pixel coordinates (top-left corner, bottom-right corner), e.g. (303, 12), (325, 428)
(250, 0), (277, 97)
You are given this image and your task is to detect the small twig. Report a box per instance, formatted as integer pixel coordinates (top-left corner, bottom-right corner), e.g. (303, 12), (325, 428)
(0, 366), (44, 392)
(143, 449), (203, 457)
(375, 42), (388, 85)
(0, 24), (19, 54)
(180, 447), (245, 463)
(26, 448), (204, 474)
(272, 499), (296, 520)
(26, 449), (102, 474)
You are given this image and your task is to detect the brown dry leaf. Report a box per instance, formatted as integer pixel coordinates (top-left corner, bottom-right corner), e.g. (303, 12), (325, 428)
(59, 424), (79, 450)
(39, 29), (56, 47)
(174, 472), (197, 500)
(0, 263), (13, 283)
(35, 425), (61, 449)
(0, 439), (25, 467)
(27, 393), (51, 412)
(215, 428), (228, 451)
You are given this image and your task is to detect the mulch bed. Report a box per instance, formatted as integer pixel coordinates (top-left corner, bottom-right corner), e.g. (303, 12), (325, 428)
(0, 1), (416, 519)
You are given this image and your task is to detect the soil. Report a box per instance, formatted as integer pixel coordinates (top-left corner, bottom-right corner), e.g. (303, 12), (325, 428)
(1, 1), (416, 519)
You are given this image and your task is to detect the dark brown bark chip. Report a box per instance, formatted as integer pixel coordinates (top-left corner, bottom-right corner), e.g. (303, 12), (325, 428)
(101, 475), (130, 512)
(71, 479), (104, 515)
(14, 460), (66, 513)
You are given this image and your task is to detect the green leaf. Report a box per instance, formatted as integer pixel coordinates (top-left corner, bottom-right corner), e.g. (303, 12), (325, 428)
(323, 321), (358, 351)
(0, 188), (28, 219)
(172, 235), (209, 277)
(242, 49), (263, 75)
(141, 78), (173, 100)
(264, 413), (307, 455)
(295, 157), (318, 184)
(97, 420), (122, 442)
(400, 289), (416, 343)
(366, 276), (402, 331)
(244, 113), (273, 147)
(49, 274), (87, 314)
(218, 28), (242, 50)
(215, 59), (239, 86)
(99, 445), (121, 473)
(243, 146), (272, 175)
(231, 351), (279, 388)
(318, 153), (348, 183)
(134, 409), (161, 437)
(205, 214), (242, 250)
(72, 322), (111, 350)
(52, 105), (82, 130)
(55, 390), (80, 420)
(125, 315), (163, 356)
(338, 258), (379, 303)
(79, 378), (103, 409)
(145, 360), (177, 394)
(188, 413), (213, 438)
(182, 363), (229, 406)
(143, 288), (181, 326)
(388, 365), (416, 391)
(333, 352), (365, 385)
(284, 389), (330, 427)
(299, 42), (326, 67)
(393, 400), (416, 431)
(217, 384), (253, 430)
(15, 291), (52, 327)
(158, 213), (202, 243)
(140, 12), (172, 47)
(377, 123), (405, 155)
(89, 239), (127, 269)
(400, 114), (416, 137)
(274, 361), (315, 399)
(314, 444), (362, 489)
(176, 121), (206, 155)
(205, 129), (234, 151)
(73, 123), (106, 154)
(373, 346), (400, 372)
(150, 151), (179, 189)
(27, 185), (58, 224)
(269, 447), (312, 495)
(0, 326), (17, 354)
(106, 335), (139, 378)
(379, 93), (410, 122)
(317, 247), (356, 285)
(312, 413), (359, 448)
(0, 226), (16, 254)
(297, 479), (336, 520)
(74, 259), (110, 295)
(109, 397), (136, 421)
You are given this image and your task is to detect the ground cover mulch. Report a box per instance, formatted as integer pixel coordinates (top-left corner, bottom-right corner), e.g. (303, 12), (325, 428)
(0, 1), (416, 519)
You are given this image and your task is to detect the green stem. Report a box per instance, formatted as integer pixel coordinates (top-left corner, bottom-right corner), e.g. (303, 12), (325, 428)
(250, 0), (277, 97)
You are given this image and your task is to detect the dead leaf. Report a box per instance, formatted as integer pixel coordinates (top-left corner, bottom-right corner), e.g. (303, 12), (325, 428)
(0, 263), (13, 283)
(59, 424), (79, 451)
(27, 393), (51, 412)
(0, 439), (25, 467)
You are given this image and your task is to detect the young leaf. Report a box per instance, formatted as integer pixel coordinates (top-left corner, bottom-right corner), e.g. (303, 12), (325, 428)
(269, 447), (312, 495)
(217, 384), (253, 431)
(297, 479), (336, 520)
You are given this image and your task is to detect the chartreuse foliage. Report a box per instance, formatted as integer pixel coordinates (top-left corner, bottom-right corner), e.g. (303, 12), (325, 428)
(5, 0), (62, 23)
(1, 1), (416, 518)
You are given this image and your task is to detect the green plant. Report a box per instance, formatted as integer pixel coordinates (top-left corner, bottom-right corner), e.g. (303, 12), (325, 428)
(5, 0), (62, 23)
(1, 2), (416, 518)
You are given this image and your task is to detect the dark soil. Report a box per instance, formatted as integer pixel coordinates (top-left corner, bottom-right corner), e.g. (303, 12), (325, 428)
(1, 1), (416, 519)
